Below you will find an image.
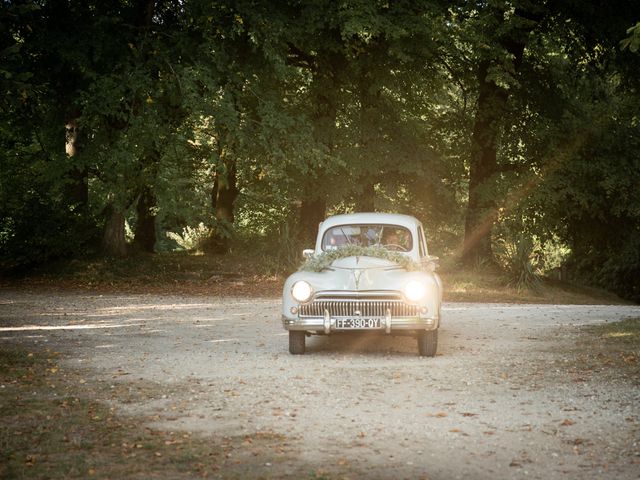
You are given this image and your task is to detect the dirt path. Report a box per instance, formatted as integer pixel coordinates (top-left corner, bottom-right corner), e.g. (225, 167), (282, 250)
(1, 290), (639, 479)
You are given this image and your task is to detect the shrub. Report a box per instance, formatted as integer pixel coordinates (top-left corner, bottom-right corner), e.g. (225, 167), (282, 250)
(165, 223), (212, 252)
(0, 190), (100, 273)
(495, 236), (543, 292)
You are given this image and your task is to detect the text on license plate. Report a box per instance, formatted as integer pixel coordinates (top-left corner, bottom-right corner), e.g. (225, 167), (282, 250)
(335, 318), (382, 329)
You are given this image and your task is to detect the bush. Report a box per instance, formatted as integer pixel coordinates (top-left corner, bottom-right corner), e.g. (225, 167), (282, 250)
(0, 194), (98, 273)
(495, 236), (543, 292)
(570, 230), (640, 303)
(165, 223), (213, 252)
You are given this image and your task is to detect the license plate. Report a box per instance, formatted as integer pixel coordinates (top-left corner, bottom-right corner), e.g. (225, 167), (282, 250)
(335, 318), (382, 329)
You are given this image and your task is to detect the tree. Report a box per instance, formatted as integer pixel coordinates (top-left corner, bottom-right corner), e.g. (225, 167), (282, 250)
(455, 1), (544, 265)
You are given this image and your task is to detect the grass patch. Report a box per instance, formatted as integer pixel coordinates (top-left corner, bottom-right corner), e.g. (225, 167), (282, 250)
(566, 319), (640, 381)
(1, 251), (283, 297)
(441, 266), (626, 304)
(0, 346), (302, 479)
(588, 318), (640, 345)
(1, 250), (630, 305)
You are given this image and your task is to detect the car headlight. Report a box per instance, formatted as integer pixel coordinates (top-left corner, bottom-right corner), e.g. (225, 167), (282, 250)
(291, 280), (313, 303)
(404, 280), (427, 302)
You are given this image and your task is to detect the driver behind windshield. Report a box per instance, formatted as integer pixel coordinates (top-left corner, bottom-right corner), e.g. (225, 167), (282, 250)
(382, 228), (409, 250)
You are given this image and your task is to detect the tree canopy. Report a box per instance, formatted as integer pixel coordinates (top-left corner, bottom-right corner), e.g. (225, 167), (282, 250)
(1, 0), (639, 301)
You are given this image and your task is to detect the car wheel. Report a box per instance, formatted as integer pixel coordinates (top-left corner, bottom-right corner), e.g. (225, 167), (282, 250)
(417, 329), (437, 357)
(289, 331), (305, 355)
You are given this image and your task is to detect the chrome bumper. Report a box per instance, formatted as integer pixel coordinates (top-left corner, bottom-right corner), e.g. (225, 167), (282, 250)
(282, 314), (438, 333)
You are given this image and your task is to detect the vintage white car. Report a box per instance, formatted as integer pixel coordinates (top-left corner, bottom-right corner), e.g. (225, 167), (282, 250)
(282, 213), (443, 356)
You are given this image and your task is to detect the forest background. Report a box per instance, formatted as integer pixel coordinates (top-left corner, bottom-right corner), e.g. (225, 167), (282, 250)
(1, 0), (639, 302)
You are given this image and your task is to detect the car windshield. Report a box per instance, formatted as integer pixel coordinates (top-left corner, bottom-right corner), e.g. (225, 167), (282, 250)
(321, 224), (413, 252)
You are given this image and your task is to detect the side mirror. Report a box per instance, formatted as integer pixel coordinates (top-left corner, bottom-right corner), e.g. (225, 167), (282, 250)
(302, 249), (314, 258)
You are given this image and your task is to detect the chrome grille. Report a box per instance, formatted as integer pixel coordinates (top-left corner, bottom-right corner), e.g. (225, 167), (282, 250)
(299, 300), (419, 318)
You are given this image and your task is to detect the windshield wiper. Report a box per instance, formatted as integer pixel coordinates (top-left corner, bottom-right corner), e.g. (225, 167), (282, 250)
(340, 228), (353, 245)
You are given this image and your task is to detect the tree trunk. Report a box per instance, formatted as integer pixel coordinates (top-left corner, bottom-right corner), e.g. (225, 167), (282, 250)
(356, 180), (375, 212)
(298, 197), (326, 246)
(205, 156), (239, 254)
(296, 50), (341, 242)
(215, 158), (239, 225)
(65, 118), (88, 208)
(356, 64), (381, 212)
(97, 0), (155, 259)
(134, 0), (155, 27)
(461, 60), (505, 266)
(462, 8), (535, 266)
(134, 187), (156, 252)
(102, 205), (127, 257)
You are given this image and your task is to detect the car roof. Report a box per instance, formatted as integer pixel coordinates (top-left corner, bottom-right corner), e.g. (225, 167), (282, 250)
(319, 212), (421, 231)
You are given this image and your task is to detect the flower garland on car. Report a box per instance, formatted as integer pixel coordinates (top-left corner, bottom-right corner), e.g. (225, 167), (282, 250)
(299, 245), (421, 272)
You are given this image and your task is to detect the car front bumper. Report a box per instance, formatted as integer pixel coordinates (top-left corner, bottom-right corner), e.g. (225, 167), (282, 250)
(282, 313), (438, 334)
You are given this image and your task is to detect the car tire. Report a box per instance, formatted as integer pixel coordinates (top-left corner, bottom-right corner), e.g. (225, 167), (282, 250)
(289, 331), (305, 355)
(417, 329), (437, 357)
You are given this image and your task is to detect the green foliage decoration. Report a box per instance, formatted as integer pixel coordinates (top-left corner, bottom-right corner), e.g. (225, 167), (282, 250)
(299, 246), (420, 273)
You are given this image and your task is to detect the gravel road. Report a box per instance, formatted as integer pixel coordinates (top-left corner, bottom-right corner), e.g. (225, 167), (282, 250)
(1, 290), (639, 479)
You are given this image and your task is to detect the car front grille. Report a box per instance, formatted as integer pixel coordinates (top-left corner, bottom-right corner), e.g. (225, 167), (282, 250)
(299, 299), (420, 318)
